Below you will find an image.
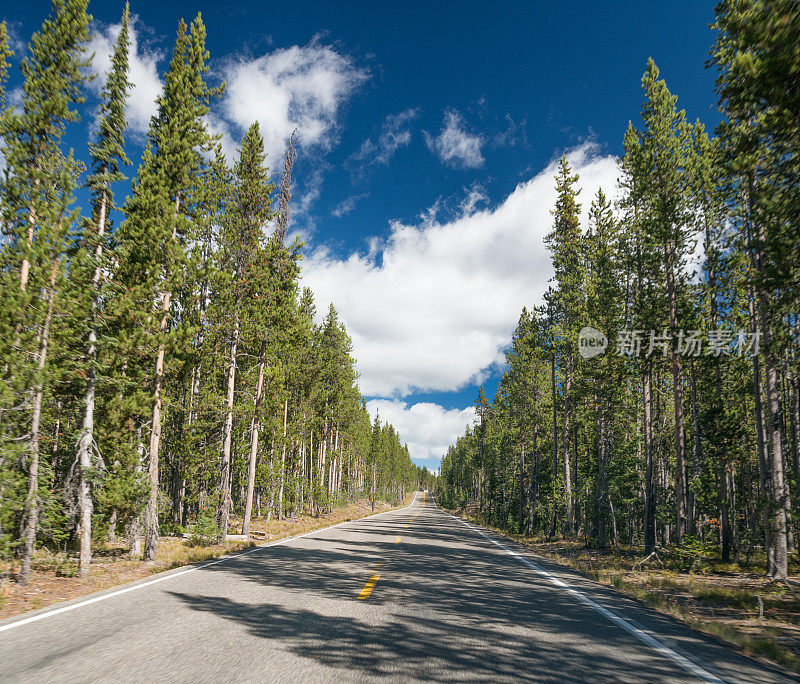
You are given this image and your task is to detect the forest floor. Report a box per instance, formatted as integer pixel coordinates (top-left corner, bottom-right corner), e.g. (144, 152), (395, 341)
(0, 498), (407, 622)
(453, 508), (800, 674)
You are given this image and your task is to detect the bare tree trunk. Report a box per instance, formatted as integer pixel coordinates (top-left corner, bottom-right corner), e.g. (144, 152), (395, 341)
(19, 260), (58, 586)
(107, 509), (118, 542)
(144, 288), (170, 561)
(218, 306), (240, 540)
(549, 354), (558, 538)
(748, 173), (789, 579)
(562, 356), (573, 534)
(76, 186), (109, 579)
(19, 174), (39, 292)
(748, 280), (772, 567)
(644, 366), (656, 554)
(665, 239), (687, 543)
(126, 426), (146, 557)
(243, 342), (267, 538)
(529, 428), (539, 535)
(309, 429), (314, 513)
(596, 403), (607, 549)
(608, 491), (619, 547)
(144, 195), (181, 562)
(519, 441), (525, 532)
(278, 400), (288, 520)
(688, 360), (701, 536)
(716, 360), (734, 562)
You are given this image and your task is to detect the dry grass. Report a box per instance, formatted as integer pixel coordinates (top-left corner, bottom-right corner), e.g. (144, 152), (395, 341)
(453, 509), (800, 674)
(0, 497), (408, 622)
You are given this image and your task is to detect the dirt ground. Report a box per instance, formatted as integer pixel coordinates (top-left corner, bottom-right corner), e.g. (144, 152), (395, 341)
(0, 498), (404, 622)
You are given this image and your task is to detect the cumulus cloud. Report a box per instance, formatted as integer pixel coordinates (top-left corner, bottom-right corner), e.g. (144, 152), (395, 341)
(425, 109), (484, 169)
(367, 399), (477, 464)
(87, 17), (163, 136)
(347, 108), (418, 179)
(302, 142), (619, 397)
(218, 42), (368, 165)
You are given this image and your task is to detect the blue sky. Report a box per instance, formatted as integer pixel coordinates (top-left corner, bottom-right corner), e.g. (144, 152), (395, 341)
(3, 1), (721, 468)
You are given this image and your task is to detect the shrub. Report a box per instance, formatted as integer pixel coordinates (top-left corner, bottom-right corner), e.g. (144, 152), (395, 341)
(189, 510), (219, 547)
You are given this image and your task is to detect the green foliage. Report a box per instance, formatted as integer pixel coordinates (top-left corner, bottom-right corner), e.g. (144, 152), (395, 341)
(189, 508), (220, 547)
(440, 10), (800, 579)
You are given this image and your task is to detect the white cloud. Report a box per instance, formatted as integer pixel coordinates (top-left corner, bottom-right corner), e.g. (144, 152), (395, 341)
(425, 109), (484, 169)
(5, 22), (25, 55)
(367, 399), (477, 464)
(218, 42), (367, 165)
(347, 108), (418, 178)
(302, 142), (619, 397)
(332, 192), (369, 218)
(87, 17), (163, 136)
(459, 183), (488, 215)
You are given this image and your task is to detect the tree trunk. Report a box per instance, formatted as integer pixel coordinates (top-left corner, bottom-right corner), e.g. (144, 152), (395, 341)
(519, 441), (525, 532)
(144, 194), (181, 562)
(596, 402), (607, 549)
(644, 366), (656, 553)
(549, 353), (558, 538)
(748, 172), (789, 579)
(243, 342), (267, 538)
(562, 355), (573, 534)
(76, 186), (110, 578)
(664, 240), (687, 543)
(218, 305), (240, 540)
(144, 288), (170, 561)
(19, 174), (39, 292)
(19, 260), (58, 586)
(278, 400), (288, 520)
(688, 360), (701, 536)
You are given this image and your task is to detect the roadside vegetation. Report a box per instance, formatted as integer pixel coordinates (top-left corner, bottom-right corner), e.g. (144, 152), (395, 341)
(0, 1), (437, 588)
(439, 1), (800, 599)
(439, 4), (800, 660)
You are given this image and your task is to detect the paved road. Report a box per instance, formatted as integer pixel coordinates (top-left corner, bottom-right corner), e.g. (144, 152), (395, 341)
(0, 493), (791, 682)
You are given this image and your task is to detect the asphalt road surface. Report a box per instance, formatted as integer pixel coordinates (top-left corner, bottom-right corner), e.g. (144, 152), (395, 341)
(0, 493), (792, 683)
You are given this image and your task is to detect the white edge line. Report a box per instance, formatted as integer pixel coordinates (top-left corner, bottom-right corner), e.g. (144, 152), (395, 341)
(0, 493), (419, 634)
(439, 506), (725, 684)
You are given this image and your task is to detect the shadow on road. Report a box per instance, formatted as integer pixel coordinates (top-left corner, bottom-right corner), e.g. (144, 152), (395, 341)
(164, 506), (745, 682)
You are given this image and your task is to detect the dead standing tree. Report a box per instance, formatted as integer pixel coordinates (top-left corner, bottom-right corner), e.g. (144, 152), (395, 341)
(274, 129), (297, 247)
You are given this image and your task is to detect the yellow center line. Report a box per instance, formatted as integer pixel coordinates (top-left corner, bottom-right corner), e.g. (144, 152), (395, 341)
(357, 573), (381, 600)
(394, 536), (401, 543)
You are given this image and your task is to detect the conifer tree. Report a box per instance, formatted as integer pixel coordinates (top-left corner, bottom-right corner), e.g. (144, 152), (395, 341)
(0, 0), (91, 585)
(584, 189), (622, 548)
(116, 14), (222, 561)
(215, 122), (275, 539)
(712, 0), (798, 579)
(73, 2), (132, 578)
(544, 156), (583, 533)
(636, 59), (694, 543)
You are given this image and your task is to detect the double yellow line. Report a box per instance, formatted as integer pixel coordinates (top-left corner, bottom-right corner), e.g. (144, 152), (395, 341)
(357, 492), (426, 600)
